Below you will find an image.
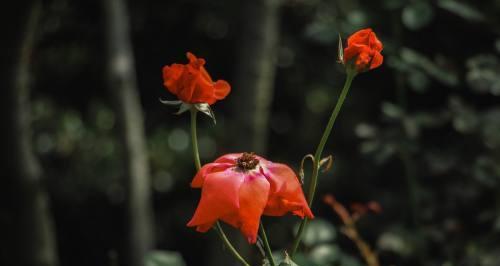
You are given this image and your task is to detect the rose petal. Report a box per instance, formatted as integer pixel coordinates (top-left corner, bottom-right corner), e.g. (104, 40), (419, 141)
(191, 162), (233, 188)
(214, 80), (231, 100)
(187, 170), (245, 227)
(370, 52), (383, 70)
(221, 173), (270, 243)
(262, 163), (313, 219)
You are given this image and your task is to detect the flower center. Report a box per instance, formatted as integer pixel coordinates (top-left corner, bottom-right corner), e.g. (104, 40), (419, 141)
(236, 152), (259, 171)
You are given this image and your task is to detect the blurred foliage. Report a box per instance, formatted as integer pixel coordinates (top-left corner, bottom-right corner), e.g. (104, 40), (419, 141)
(144, 250), (186, 266)
(14, 0), (500, 265)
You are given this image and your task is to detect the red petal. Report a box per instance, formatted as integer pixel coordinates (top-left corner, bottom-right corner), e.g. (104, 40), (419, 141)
(369, 52), (383, 70)
(343, 44), (364, 63)
(195, 221), (216, 232)
(261, 163), (313, 219)
(187, 52), (205, 68)
(369, 32), (383, 51)
(162, 64), (185, 95)
(214, 153), (241, 164)
(187, 170), (245, 227)
(214, 80), (231, 100)
(221, 174), (270, 244)
(191, 162), (233, 188)
(191, 81), (216, 104)
(347, 28), (372, 46)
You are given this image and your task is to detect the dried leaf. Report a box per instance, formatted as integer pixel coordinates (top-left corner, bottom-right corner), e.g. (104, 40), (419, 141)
(194, 103), (216, 124)
(319, 155), (334, 173)
(175, 103), (191, 115)
(337, 33), (344, 64)
(159, 98), (182, 106)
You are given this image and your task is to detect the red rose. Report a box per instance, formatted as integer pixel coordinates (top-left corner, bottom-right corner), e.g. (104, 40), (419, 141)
(162, 52), (230, 105)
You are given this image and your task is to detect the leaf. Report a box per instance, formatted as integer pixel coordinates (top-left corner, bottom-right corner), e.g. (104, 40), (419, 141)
(309, 244), (341, 265)
(402, 2), (435, 30)
(400, 48), (459, 86)
(175, 103), (191, 115)
(194, 103), (216, 124)
(381, 102), (404, 119)
(337, 33), (344, 64)
(144, 250), (186, 266)
(319, 155), (333, 173)
(407, 69), (431, 93)
(296, 218), (337, 246)
(437, 0), (485, 22)
(159, 98), (182, 106)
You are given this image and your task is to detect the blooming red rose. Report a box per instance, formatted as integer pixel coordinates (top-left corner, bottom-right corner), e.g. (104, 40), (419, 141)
(187, 153), (314, 243)
(343, 28), (383, 72)
(162, 52), (230, 105)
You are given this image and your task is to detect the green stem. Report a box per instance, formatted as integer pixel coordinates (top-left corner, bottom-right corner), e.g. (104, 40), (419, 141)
(190, 108), (201, 171)
(215, 223), (251, 266)
(260, 222), (276, 266)
(290, 71), (356, 257)
(189, 108), (250, 266)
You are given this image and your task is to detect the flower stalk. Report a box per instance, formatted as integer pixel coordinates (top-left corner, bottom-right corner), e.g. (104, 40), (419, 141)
(290, 69), (357, 257)
(260, 222), (276, 266)
(189, 108), (250, 266)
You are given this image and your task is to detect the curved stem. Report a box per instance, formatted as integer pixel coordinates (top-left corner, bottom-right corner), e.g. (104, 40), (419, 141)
(189, 108), (250, 266)
(290, 71), (356, 257)
(260, 222), (276, 266)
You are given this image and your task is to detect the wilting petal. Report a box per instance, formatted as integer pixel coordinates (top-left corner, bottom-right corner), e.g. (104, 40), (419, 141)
(261, 163), (313, 219)
(214, 153), (241, 164)
(194, 221), (216, 233)
(187, 170), (245, 227)
(221, 174), (270, 243)
(191, 162), (233, 188)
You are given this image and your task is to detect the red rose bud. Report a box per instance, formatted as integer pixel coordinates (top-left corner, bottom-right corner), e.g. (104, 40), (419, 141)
(343, 28), (383, 72)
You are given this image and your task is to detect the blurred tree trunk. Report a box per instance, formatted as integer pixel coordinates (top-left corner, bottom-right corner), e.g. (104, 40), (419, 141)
(230, 0), (281, 155)
(0, 1), (59, 266)
(103, 0), (155, 266)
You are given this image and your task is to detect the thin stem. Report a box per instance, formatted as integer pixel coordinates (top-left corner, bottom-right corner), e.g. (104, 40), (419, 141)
(260, 222), (276, 266)
(189, 108), (250, 266)
(290, 71), (356, 257)
(190, 108), (201, 171)
(215, 223), (251, 266)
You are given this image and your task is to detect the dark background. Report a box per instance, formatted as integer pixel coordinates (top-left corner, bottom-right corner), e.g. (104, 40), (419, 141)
(2, 0), (500, 266)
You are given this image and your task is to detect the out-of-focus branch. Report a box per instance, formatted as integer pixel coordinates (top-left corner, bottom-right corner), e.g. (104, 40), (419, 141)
(324, 195), (380, 266)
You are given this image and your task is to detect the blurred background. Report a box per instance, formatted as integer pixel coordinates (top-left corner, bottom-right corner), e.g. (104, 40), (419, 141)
(2, 0), (500, 266)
